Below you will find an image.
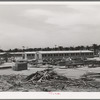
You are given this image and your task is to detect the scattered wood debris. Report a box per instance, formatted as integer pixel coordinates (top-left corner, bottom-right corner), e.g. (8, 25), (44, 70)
(0, 69), (100, 91)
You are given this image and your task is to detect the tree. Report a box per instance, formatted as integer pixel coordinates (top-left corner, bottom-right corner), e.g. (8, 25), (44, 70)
(69, 46), (74, 50)
(92, 44), (99, 55)
(86, 46), (90, 50)
(58, 46), (63, 50)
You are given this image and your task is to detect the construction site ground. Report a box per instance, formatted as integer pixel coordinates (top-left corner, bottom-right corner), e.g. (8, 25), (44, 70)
(0, 63), (100, 78)
(0, 62), (100, 92)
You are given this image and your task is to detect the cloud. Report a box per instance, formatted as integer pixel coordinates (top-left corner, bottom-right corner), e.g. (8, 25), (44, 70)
(0, 4), (100, 49)
(22, 9), (54, 18)
(46, 5), (100, 27)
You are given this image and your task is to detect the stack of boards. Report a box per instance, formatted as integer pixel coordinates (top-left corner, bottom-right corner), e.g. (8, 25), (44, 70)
(13, 62), (27, 71)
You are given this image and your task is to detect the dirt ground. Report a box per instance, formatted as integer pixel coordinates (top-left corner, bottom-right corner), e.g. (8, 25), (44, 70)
(0, 63), (100, 78)
(0, 62), (100, 92)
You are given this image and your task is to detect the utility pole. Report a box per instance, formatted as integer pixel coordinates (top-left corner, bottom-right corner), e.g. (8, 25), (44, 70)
(55, 45), (57, 50)
(22, 46), (25, 60)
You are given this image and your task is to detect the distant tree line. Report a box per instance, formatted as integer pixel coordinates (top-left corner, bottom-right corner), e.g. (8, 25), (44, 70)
(0, 44), (97, 55)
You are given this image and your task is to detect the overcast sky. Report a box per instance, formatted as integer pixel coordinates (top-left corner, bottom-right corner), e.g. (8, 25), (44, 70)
(0, 3), (100, 50)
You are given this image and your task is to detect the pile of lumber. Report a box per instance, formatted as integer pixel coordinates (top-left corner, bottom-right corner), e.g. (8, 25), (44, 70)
(80, 72), (100, 88)
(24, 69), (100, 91)
(81, 72), (100, 80)
(25, 68), (68, 82)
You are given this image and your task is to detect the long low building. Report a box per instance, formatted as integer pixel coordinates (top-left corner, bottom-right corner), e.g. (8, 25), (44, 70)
(9, 52), (37, 61)
(37, 50), (94, 61)
(0, 50), (94, 62)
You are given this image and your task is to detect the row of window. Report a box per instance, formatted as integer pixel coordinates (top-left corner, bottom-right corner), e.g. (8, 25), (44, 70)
(27, 54), (35, 57)
(42, 53), (93, 57)
(11, 54), (23, 56)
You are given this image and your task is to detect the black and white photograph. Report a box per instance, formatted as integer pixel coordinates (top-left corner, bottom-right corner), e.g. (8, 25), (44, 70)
(0, 1), (100, 94)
